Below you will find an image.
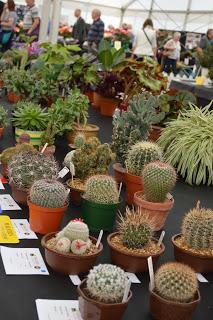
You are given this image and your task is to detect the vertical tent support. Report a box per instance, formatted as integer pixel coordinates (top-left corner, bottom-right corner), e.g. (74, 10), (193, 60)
(148, 0), (154, 18)
(39, 0), (52, 42)
(183, 0), (192, 31)
(49, 0), (62, 44)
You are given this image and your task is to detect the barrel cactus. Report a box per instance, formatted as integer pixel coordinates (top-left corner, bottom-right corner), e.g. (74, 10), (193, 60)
(84, 175), (119, 204)
(74, 133), (86, 148)
(71, 239), (88, 255)
(86, 264), (129, 303)
(57, 219), (89, 242)
(55, 237), (71, 254)
(182, 202), (213, 250)
(30, 179), (68, 208)
(143, 161), (176, 202)
(126, 141), (163, 176)
(155, 262), (198, 303)
(0, 143), (34, 166)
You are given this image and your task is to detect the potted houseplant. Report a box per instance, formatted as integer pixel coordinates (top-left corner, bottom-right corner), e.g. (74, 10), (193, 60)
(150, 262), (200, 320)
(77, 264), (132, 320)
(107, 207), (165, 272)
(81, 175), (120, 231)
(172, 202), (213, 272)
(41, 219), (103, 274)
(134, 161), (176, 231)
(0, 106), (8, 138)
(28, 179), (69, 234)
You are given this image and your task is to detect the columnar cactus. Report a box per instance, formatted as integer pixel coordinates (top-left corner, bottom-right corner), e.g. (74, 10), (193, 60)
(84, 175), (119, 204)
(143, 161), (176, 202)
(30, 179), (68, 208)
(57, 219), (89, 242)
(118, 207), (153, 249)
(155, 262), (198, 303)
(125, 141), (163, 176)
(86, 264), (129, 303)
(182, 202), (213, 250)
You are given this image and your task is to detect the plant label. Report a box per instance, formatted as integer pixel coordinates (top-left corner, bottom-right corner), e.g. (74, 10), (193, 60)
(197, 273), (208, 283)
(40, 143), (48, 154)
(96, 230), (103, 248)
(0, 216), (19, 243)
(69, 275), (81, 286)
(157, 231), (165, 246)
(0, 195), (21, 210)
(122, 280), (131, 303)
(0, 181), (4, 189)
(126, 272), (141, 283)
(58, 167), (69, 179)
(148, 256), (154, 291)
(11, 219), (38, 239)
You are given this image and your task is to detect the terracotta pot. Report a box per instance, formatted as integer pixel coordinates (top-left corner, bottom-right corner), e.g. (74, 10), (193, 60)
(0, 80), (4, 89)
(10, 182), (28, 204)
(172, 234), (213, 273)
(7, 92), (22, 103)
(93, 92), (101, 108)
(134, 192), (174, 231)
(1, 164), (8, 177)
(42, 233), (103, 274)
(28, 200), (68, 235)
(113, 163), (126, 185)
(0, 127), (5, 138)
(149, 125), (162, 142)
(84, 91), (94, 103)
(99, 96), (119, 117)
(78, 279), (132, 320)
(125, 172), (143, 205)
(39, 145), (56, 157)
(66, 179), (85, 206)
(149, 288), (200, 320)
(66, 123), (99, 144)
(108, 232), (165, 273)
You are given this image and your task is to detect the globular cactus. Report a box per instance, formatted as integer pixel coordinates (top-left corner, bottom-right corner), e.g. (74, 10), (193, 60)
(30, 179), (68, 208)
(74, 133), (86, 148)
(55, 237), (71, 254)
(0, 143), (34, 166)
(143, 161), (176, 202)
(71, 239), (88, 255)
(182, 202), (213, 250)
(84, 175), (119, 204)
(155, 262), (198, 303)
(57, 219), (89, 242)
(86, 264), (129, 303)
(118, 207), (153, 249)
(126, 141), (163, 176)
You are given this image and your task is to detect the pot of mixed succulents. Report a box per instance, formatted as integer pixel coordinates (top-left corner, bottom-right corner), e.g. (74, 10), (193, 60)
(150, 262), (200, 320)
(134, 161), (176, 231)
(81, 175), (120, 231)
(0, 106), (8, 138)
(77, 264), (132, 320)
(107, 207), (165, 272)
(41, 219), (103, 274)
(172, 202), (213, 273)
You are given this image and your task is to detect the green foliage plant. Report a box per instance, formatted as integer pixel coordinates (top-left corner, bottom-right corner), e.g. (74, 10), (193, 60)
(0, 106), (8, 128)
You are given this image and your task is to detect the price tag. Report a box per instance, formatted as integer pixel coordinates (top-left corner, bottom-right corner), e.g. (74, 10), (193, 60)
(126, 272), (141, 284)
(58, 167), (69, 179)
(69, 275), (81, 286)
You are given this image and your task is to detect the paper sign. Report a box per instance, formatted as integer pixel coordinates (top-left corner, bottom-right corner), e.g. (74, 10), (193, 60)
(36, 299), (82, 320)
(0, 216), (19, 243)
(69, 275), (81, 286)
(0, 181), (5, 189)
(0, 195), (21, 210)
(197, 273), (208, 283)
(11, 219), (38, 239)
(58, 167), (69, 179)
(1, 246), (49, 275)
(126, 272), (141, 284)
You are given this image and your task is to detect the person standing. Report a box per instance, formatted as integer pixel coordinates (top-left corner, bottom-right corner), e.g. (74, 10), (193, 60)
(23, 0), (40, 37)
(163, 32), (181, 75)
(198, 29), (213, 53)
(72, 9), (86, 47)
(87, 9), (104, 50)
(0, 0), (17, 51)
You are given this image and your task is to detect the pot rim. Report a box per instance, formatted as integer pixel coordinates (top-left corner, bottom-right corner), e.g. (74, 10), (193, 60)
(134, 191), (174, 210)
(150, 288), (201, 306)
(66, 179), (85, 192)
(113, 162), (127, 173)
(81, 194), (121, 208)
(28, 199), (68, 212)
(74, 123), (100, 132)
(125, 171), (142, 183)
(15, 128), (45, 134)
(107, 232), (165, 258)
(10, 181), (28, 193)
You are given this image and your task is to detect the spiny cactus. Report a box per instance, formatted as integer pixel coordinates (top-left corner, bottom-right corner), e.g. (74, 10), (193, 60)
(55, 237), (71, 254)
(182, 202), (213, 250)
(74, 133), (86, 148)
(118, 207), (153, 249)
(0, 143), (34, 166)
(86, 264), (129, 303)
(71, 239), (88, 255)
(57, 219), (89, 242)
(30, 179), (68, 208)
(155, 262), (198, 303)
(84, 175), (119, 204)
(143, 161), (176, 202)
(126, 141), (163, 176)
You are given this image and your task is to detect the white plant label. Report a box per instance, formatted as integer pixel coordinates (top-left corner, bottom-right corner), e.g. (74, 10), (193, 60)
(197, 273), (208, 283)
(0, 181), (5, 190)
(69, 275), (81, 286)
(11, 219), (38, 239)
(126, 272), (141, 284)
(58, 167), (69, 179)
(118, 182), (122, 197)
(96, 230), (103, 248)
(41, 143), (48, 154)
(148, 256), (154, 291)
(157, 231), (165, 246)
(0, 195), (21, 210)
(122, 280), (131, 303)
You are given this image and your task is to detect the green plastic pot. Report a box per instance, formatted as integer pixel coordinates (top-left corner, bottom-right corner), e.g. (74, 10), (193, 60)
(81, 196), (120, 231)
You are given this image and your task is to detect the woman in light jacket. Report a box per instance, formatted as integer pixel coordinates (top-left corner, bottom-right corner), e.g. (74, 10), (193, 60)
(163, 32), (181, 75)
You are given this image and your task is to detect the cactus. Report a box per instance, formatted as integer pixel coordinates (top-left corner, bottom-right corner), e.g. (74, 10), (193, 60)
(118, 207), (153, 249)
(155, 262), (198, 303)
(74, 133), (86, 148)
(143, 161), (176, 202)
(182, 202), (213, 250)
(71, 239), (88, 255)
(30, 179), (68, 208)
(55, 237), (71, 254)
(57, 219), (89, 242)
(126, 141), (163, 176)
(86, 264), (129, 303)
(8, 151), (58, 189)
(84, 175), (119, 204)
(0, 143), (34, 166)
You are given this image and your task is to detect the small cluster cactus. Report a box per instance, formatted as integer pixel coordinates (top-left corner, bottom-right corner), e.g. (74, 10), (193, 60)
(0, 143), (35, 166)
(182, 202), (213, 250)
(84, 175), (119, 204)
(143, 161), (177, 202)
(74, 133), (86, 148)
(155, 262), (198, 303)
(118, 207), (153, 249)
(86, 264), (129, 303)
(125, 141), (163, 176)
(30, 179), (68, 208)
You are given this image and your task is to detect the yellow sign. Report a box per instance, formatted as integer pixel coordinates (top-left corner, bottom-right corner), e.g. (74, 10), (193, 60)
(0, 216), (19, 243)
(195, 76), (205, 85)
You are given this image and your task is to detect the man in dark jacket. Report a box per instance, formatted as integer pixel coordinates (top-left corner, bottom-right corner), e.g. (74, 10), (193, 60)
(72, 9), (86, 47)
(87, 9), (104, 50)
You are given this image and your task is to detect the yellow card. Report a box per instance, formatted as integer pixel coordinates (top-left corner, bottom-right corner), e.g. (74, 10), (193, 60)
(196, 76), (205, 85)
(0, 216), (20, 243)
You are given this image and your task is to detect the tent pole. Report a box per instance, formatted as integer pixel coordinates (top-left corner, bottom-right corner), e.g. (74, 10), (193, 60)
(148, 0), (154, 18)
(49, 0), (62, 44)
(39, 0), (51, 42)
(183, 0), (192, 31)
(120, 8), (125, 27)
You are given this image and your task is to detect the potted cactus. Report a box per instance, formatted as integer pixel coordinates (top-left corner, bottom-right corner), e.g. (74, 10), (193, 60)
(77, 264), (132, 320)
(41, 219), (103, 274)
(28, 179), (69, 234)
(107, 207), (165, 272)
(172, 202), (213, 272)
(0, 106), (8, 138)
(125, 141), (163, 205)
(134, 161), (176, 231)
(150, 262), (200, 320)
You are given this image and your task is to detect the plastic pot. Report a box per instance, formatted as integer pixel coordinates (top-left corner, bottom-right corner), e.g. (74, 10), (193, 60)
(113, 163), (126, 185)
(149, 125), (163, 142)
(125, 171), (143, 205)
(15, 128), (44, 147)
(66, 123), (99, 144)
(10, 182), (28, 204)
(84, 91), (94, 103)
(99, 96), (119, 117)
(93, 92), (101, 108)
(0, 127), (5, 138)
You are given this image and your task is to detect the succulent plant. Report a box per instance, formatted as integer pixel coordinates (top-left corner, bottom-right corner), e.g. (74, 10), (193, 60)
(126, 141), (163, 176)
(74, 133), (86, 148)
(118, 207), (153, 249)
(0, 143), (35, 166)
(71, 239), (88, 255)
(155, 262), (198, 303)
(182, 202), (213, 250)
(84, 175), (119, 204)
(30, 179), (68, 208)
(86, 264), (129, 303)
(57, 219), (89, 242)
(143, 161), (176, 202)
(55, 237), (71, 254)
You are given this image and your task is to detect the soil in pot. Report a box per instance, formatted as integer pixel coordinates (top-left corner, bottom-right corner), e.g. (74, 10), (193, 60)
(149, 125), (163, 142)
(66, 124), (99, 144)
(125, 172), (143, 205)
(113, 163), (126, 185)
(10, 182), (28, 204)
(172, 234), (213, 273)
(42, 233), (103, 274)
(0, 127), (5, 138)
(100, 96), (119, 117)
(108, 232), (165, 273)
(67, 179), (85, 206)
(93, 92), (101, 108)
(78, 279), (132, 320)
